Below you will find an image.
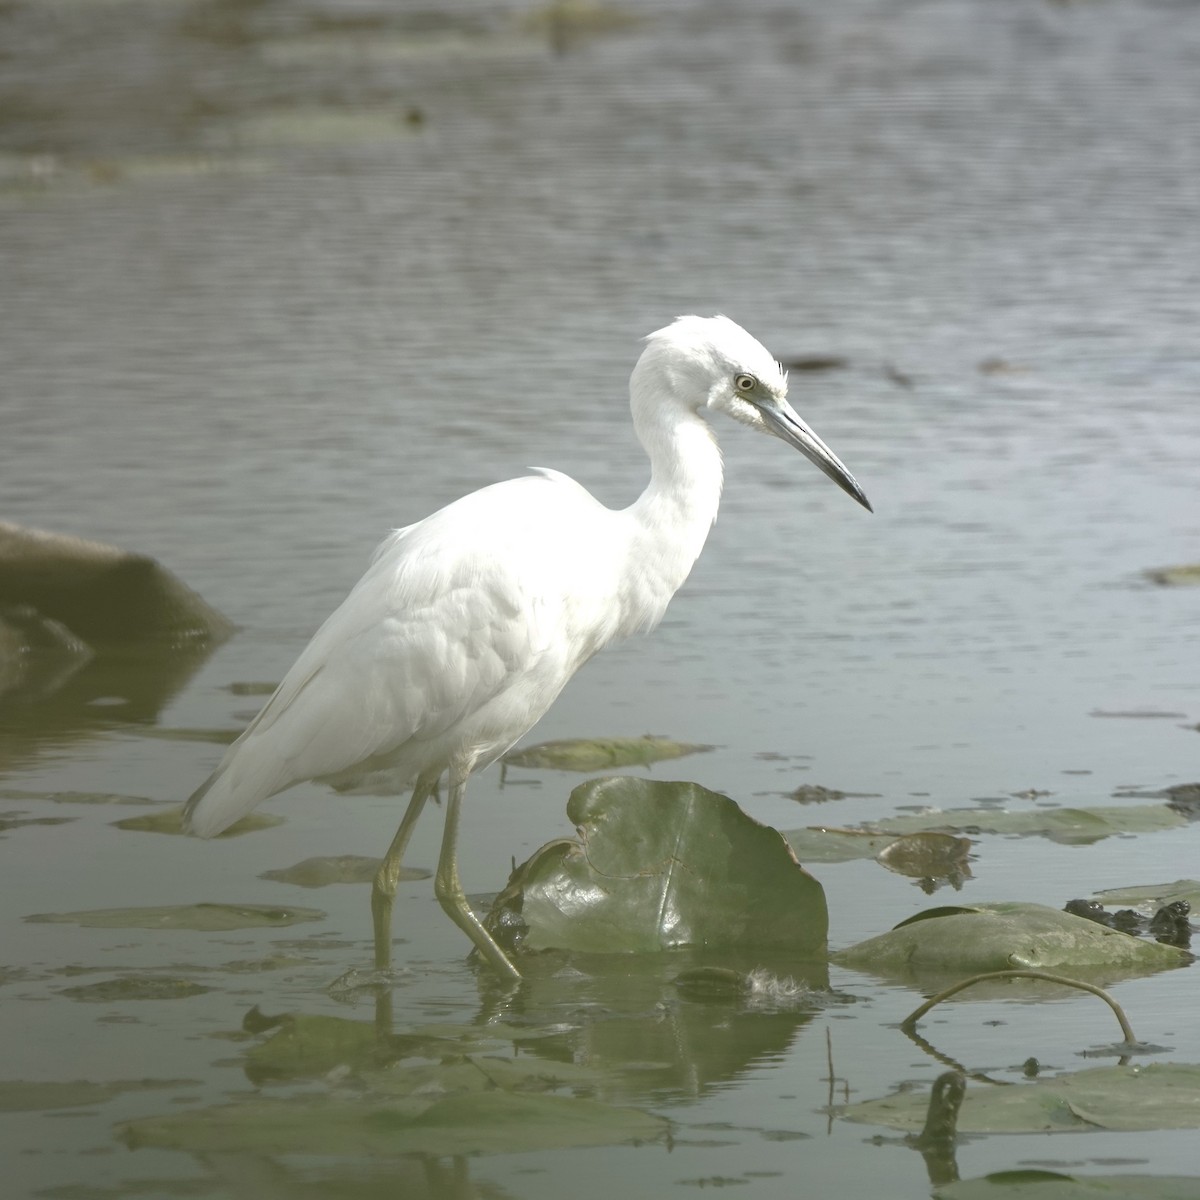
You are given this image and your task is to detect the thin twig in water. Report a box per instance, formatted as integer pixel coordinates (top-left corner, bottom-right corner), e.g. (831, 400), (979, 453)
(900, 969), (1137, 1044)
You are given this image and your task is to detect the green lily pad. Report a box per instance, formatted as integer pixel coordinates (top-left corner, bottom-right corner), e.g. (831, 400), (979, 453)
(0, 815), (74, 833)
(485, 777), (827, 956)
(259, 854), (429, 888)
(844, 1063), (1200, 1134)
(60, 976), (210, 1002)
(112, 807), (283, 836)
(0, 1077), (197, 1112)
(120, 1090), (667, 1157)
(938, 1171), (1200, 1199)
(0, 789), (158, 806)
(26, 902), (324, 931)
(783, 827), (900, 863)
(784, 827), (973, 873)
(245, 1014), (383, 1081)
(501, 735), (713, 773)
(808, 803), (1188, 846)
(832, 903), (1188, 976)
(1092, 880), (1200, 909)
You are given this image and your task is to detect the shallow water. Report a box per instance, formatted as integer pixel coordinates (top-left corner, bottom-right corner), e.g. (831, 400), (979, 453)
(2, 0), (1200, 1196)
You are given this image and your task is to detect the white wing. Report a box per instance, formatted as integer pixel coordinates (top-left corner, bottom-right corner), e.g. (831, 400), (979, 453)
(183, 473), (623, 837)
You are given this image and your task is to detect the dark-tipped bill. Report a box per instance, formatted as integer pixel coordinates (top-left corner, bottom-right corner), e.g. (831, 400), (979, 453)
(759, 399), (872, 512)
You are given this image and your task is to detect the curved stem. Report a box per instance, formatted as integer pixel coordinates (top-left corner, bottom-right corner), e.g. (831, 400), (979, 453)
(901, 969), (1137, 1044)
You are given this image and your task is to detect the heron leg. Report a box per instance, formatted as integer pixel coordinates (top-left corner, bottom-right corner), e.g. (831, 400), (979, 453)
(371, 779), (433, 970)
(434, 774), (521, 981)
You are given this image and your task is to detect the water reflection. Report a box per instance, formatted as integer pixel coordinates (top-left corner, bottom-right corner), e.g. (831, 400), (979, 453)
(0, 642), (222, 768)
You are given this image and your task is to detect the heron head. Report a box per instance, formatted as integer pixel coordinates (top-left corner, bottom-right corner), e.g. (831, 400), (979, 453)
(646, 314), (872, 512)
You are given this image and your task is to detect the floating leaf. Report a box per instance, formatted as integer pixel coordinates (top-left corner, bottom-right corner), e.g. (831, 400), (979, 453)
(1144, 563), (1200, 587)
(0, 815), (74, 833)
(816, 804), (1189, 846)
(938, 1171), (1200, 1199)
(60, 976), (211, 1002)
(502, 735), (713, 773)
(259, 854), (429, 888)
(1093, 880), (1200, 909)
(844, 1063), (1200, 1134)
(0, 789), (158, 806)
(112, 807), (282, 836)
(832, 903), (1188, 977)
(783, 827), (901, 863)
(485, 777), (827, 956)
(245, 1014), (384, 1081)
(0, 1078), (197, 1113)
(26, 903), (324, 931)
(786, 784), (851, 804)
(120, 1090), (667, 1157)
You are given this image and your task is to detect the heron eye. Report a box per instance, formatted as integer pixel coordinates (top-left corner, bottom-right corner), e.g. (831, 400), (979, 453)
(734, 373), (756, 392)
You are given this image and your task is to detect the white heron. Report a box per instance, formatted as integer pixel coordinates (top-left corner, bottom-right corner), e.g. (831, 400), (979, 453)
(183, 315), (871, 980)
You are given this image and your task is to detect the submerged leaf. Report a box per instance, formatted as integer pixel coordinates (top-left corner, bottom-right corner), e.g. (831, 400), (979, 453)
(820, 804), (1188, 846)
(938, 1171), (1200, 1199)
(60, 976), (210, 1002)
(502, 735), (713, 773)
(0, 789), (158, 806)
(1144, 563), (1200, 587)
(845, 1063), (1200, 1134)
(120, 1090), (667, 1157)
(832, 903), (1188, 977)
(485, 777), (827, 956)
(783, 827), (899, 863)
(0, 1078), (197, 1113)
(26, 903), (324, 931)
(112, 807), (283, 836)
(259, 854), (429, 888)
(1093, 880), (1200, 910)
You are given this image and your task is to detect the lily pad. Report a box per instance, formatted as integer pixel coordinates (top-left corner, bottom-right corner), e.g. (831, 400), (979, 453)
(1144, 563), (1200, 587)
(259, 854), (429, 888)
(844, 1063), (1200, 1134)
(808, 803), (1189, 846)
(26, 902), (324, 931)
(120, 1090), (667, 1157)
(245, 1014), (383, 1081)
(938, 1171), (1200, 1199)
(832, 903), (1188, 976)
(0, 789), (158, 806)
(485, 777), (827, 956)
(60, 976), (210, 1002)
(501, 735), (713, 773)
(1092, 880), (1200, 909)
(783, 826), (900, 863)
(112, 807), (283, 836)
(0, 1077), (197, 1112)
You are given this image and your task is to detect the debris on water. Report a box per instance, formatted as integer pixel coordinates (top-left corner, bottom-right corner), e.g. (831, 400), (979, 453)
(977, 356), (1027, 375)
(1064, 897), (1192, 949)
(1144, 563), (1200, 587)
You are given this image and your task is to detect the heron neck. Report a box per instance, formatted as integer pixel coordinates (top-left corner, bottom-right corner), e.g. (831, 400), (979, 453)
(622, 387), (724, 630)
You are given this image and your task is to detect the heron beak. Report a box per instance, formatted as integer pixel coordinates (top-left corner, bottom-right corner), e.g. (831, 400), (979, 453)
(759, 399), (873, 512)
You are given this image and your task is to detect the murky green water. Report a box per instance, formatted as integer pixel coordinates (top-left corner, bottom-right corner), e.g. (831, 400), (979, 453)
(3, 1), (1200, 1196)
